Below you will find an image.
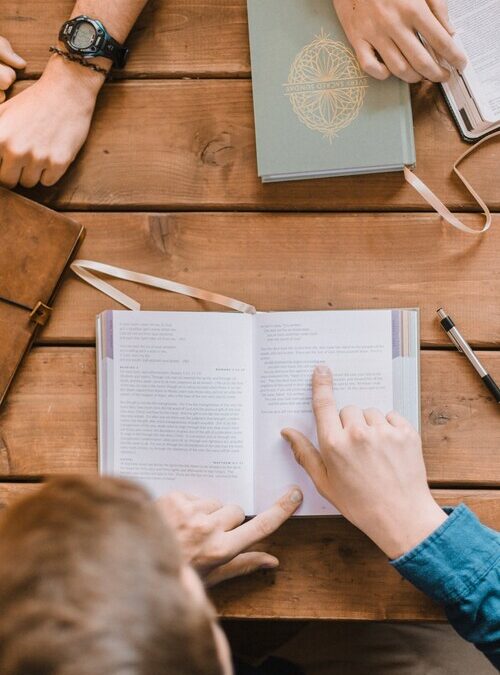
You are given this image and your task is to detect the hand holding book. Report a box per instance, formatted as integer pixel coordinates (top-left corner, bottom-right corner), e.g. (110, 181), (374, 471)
(333, 0), (466, 83)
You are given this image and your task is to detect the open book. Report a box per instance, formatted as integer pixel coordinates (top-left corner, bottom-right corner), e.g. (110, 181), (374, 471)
(97, 309), (420, 516)
(440, 0), (500, 140)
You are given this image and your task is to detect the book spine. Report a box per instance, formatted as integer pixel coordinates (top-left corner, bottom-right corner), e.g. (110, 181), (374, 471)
(400, 82), (417, 168)
(247, 0), (264, 178)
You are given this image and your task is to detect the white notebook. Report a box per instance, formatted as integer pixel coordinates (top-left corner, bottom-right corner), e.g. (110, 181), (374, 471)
(97, 308), (420, 516)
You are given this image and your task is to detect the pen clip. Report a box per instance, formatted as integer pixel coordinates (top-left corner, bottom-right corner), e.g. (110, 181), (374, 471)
(449, 332), (464, 353)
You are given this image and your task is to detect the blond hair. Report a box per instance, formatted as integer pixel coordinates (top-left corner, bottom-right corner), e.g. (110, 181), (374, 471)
(0, 476), (222, 675)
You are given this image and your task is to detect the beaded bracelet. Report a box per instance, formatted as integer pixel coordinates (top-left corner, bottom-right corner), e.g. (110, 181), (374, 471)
(49, 46), (109, 77)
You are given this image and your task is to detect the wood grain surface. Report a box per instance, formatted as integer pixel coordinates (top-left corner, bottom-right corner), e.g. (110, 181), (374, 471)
(0, 482), (497, 620)
(0, 483), (40, 508)
(3, 0), (251, 78)
(0, 348), (499, 483)
(35, 212), (500, 348)
(1, 0), (498, 623)
(212, 490), (500, 620)
(9, 81), (499, 211)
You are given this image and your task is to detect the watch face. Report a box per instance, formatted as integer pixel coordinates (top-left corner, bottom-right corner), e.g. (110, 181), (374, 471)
(71, 21), (96, 49)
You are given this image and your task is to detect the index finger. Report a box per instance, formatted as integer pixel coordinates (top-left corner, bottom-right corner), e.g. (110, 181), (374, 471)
(416, 10), (467, 70)
(223, 487), (303, 558)
(0, 37), (26, 70)
(312, 365), (343, 444)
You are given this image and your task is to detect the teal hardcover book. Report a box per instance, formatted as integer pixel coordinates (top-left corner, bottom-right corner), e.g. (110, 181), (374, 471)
(247, 0), (416, 182)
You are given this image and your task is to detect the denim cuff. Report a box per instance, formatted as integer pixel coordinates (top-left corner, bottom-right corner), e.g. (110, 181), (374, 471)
(391, 504), (500, 605)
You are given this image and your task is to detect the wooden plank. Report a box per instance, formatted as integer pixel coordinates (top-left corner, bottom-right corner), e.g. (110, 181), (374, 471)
(0, 349), (97, 476)
(0, 482), (498, 620)
(213, 490), (500, 620)
(0, 483), (39, 509)
(13, 81), (499, 211)
(3, 1), (251, 79)
(0, 348), (499, 484)
(38, 212), (500, 348)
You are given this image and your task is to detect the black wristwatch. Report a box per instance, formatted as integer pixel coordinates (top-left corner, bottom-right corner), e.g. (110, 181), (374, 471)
(59, 15), (129, 69)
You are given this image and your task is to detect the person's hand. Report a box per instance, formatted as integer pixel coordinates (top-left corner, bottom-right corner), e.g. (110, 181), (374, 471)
(0, 54), (105, 188)
(282, 366), (447, 559)
(333, 0), (467, 83)
(0, 36), (26, 104)
(156, 487), (303, 587)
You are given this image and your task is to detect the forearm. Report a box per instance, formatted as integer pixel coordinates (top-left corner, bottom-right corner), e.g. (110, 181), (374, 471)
(0, 0), (149, 188)
(45, 0), (149, 94)
(285, 369), (498, 667)
(391, 505), (500, 668)
(69, 0), (148, 43)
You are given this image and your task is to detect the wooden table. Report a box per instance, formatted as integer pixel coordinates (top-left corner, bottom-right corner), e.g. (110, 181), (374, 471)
(1, 1), (499, 622)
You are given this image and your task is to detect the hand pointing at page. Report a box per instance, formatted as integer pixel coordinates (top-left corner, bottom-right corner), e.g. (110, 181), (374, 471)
(157, 486), (303, 587)
(282, 365), (447, 559)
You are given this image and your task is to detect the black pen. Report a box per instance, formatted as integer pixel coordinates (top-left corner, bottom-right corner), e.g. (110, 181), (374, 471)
(437, 308), (500, 404)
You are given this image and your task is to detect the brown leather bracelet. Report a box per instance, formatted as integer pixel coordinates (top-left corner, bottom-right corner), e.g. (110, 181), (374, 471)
(49, 46), (109, 77)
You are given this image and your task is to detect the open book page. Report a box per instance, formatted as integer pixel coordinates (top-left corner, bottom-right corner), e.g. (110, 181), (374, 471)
(253, 310), (394, 515)
(100, 311), (255, 511)
(449, 0), (500, 122)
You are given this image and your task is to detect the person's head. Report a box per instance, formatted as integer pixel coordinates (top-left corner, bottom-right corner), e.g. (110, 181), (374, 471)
(0, 476), (232, 675)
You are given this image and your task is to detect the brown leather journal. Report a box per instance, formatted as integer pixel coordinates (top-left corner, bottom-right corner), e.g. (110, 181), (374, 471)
(0, 189), (85, 407)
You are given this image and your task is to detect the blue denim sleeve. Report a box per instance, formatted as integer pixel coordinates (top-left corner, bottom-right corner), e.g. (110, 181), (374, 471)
(391, 504), (500, 669)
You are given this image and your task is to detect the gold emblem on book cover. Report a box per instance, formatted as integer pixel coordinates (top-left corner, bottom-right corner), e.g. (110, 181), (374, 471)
(283, 29), (369, 141)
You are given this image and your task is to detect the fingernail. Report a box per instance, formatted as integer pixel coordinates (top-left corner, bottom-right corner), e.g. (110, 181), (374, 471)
(281, 430), (291, 442)
(260, 561), (279, 570)
(315, 365), (331, 376)
(289, 488), (303, 504)
(11, 53), (26, 68)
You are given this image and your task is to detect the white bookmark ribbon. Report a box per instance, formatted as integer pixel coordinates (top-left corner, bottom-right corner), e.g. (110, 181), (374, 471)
(72, 135), (498, 310)
(404, 129), (499, 234)
(70, 260), (257, 314)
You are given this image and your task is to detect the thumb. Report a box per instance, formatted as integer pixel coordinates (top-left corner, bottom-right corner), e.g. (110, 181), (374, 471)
(427, 0), (455, 35)
(281, 428), (327, 491)
(0, 37), (27, 69)
(204, 552), (279, 587)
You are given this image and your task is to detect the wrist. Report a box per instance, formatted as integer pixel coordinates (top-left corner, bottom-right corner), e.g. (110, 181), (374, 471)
(42, 52), (107, 108)
(372, 496), (448, 560)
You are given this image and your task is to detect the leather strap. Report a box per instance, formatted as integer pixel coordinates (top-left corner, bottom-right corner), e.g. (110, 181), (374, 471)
(404, 130), (499, 235)
(100, 36), (128, 68)
(70, 260), (257, 314)
(0, 294), (32, 312)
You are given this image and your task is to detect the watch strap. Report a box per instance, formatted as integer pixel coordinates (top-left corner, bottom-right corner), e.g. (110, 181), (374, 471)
(99, 35), (129, 69)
